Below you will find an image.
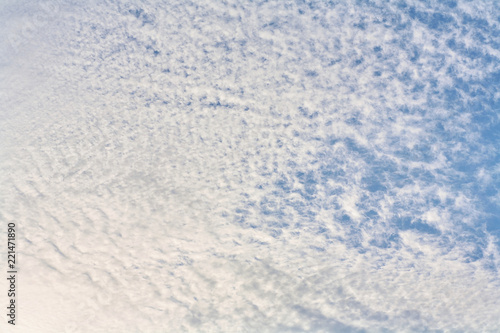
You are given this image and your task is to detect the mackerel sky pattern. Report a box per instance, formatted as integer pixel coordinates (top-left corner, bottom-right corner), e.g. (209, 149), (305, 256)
(1, 0), (500, 332)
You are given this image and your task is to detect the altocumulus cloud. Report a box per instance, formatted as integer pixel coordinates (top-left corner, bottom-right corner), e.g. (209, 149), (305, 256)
(1, 0), (499, 332)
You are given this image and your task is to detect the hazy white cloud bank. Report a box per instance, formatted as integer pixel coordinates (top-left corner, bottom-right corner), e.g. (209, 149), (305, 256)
(1, 0), (499, 332)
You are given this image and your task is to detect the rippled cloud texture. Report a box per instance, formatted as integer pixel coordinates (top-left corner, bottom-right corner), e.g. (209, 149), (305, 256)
(1, 0), (500, 332)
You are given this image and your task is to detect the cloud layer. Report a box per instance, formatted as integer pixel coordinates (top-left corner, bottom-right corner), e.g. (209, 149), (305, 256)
(1, 0), (499, 332)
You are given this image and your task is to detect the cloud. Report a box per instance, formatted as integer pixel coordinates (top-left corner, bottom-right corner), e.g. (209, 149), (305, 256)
(1, 0), (499, 332)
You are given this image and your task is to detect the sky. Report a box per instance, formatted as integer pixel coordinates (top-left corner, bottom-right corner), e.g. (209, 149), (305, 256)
(1, 0), (499, 332)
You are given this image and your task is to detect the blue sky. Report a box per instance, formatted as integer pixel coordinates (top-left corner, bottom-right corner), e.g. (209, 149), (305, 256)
(1, 0), (499, 332)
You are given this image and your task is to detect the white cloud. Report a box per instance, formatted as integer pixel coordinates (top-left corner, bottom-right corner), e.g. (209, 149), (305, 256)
(1, 0), (499, 332)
